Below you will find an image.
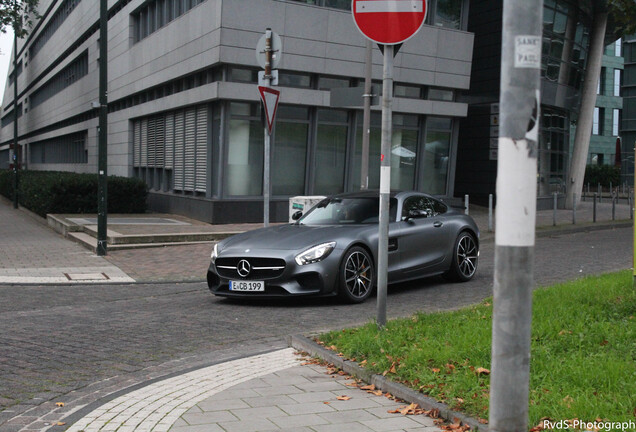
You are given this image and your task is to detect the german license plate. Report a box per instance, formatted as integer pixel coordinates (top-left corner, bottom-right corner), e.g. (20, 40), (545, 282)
(229, 280), (264, 292)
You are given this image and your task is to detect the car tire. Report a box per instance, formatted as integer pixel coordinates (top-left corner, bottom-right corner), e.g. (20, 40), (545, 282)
(338, 246), (375, 303)
(444, 231), (478, 282)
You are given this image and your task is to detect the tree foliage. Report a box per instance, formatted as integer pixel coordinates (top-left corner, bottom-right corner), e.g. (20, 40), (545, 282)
(0, 0), (40, 38)
(607, 0), (636, 38)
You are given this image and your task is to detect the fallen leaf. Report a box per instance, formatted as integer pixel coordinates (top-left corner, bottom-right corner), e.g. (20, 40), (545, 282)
(359, 359), (368, 366)
(600, 340), (609, 346)
(360, 384), (375, 390)
(54, 422), (65, 426)
(431, 368), (441, 373)
(475, 367), (490, 375)
(336, 395), (351, 401)
(323, 401), (330, 405)
(346, 382), (359, 387)
(329, 345), (338, 351)
(55, 402), (65, 407)
(371, 390), (383, 396)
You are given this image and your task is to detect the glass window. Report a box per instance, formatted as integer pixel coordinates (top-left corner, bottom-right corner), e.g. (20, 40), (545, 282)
(593, 107), (600, 135)
(402, 196), (446, 219)
(614, 69), (621, 96)
(226, 103), (264, 196)
(278, 72), (311, 88)
(353, 113), (418, 191)
(421, 117), (452, 195)
(353, 113), (382, 190)
(318, 76), (351, 90)
(434, 0), (462, 29)
(613, 109), (620, 136)
(315, 109), (348, 195)
(229, 67), (258, 83)
(272, 106), (309, 196)
(395, 84), (421, 99)
(615, 38), (622, 57)
(391, 127), (418, 190)
(323, 0), (350, 10)
(428, 88), (454, 101)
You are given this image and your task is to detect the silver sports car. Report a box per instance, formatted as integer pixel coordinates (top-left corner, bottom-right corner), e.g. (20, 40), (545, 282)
(207, 190), (479, 303)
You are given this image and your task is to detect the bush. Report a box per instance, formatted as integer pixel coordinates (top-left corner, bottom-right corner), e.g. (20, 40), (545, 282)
(583, 164), (620, 188)
(0, 169), (148, 217)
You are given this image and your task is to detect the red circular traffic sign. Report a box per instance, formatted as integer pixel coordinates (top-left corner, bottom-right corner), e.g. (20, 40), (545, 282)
(352, 0), (427, 45)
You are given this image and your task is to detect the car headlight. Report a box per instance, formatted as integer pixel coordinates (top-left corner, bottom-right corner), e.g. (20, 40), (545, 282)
(210, 243), (220, 262)
(295, 242), (336, 266)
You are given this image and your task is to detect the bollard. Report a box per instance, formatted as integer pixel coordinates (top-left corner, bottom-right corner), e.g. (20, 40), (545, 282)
(488, 194), (493, 232)
(464, 194), (469, 216)
(553, 192), (557, 226)
(612, 195), (616, 221)
(593, 193), (597, 223)
(572, 193), (576, 225)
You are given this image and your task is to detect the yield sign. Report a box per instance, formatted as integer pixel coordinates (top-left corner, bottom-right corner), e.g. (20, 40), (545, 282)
(352, 0), (427, 45)
(258, 86), (280, 135)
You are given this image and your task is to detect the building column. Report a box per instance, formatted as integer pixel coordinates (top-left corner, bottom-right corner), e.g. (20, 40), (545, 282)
(566, 10), (608, 209)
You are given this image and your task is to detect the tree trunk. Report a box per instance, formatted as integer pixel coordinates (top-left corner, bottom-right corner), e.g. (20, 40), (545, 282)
(565, 11), (608, 209)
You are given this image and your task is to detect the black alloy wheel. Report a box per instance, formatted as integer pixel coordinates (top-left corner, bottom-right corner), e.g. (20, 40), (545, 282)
(338, 246), (375, 303)
(446, 232), (478, 282)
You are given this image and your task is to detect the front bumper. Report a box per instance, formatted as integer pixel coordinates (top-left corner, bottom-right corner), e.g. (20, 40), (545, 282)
(206, 248), (342, 298)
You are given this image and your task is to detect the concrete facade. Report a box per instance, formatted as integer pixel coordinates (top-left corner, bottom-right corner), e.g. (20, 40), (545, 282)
(0, 0), (474, 223)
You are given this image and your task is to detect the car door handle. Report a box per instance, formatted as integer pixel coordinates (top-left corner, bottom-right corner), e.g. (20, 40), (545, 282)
(433, 221), (443, 228)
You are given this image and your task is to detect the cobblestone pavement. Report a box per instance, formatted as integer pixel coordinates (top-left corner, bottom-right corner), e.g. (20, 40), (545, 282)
(0, 196), (633, 431)
(0, 226), (631, 431)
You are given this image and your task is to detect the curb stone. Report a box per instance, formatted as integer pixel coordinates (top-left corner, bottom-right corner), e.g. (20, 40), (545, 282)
(288, 333), (488, 432)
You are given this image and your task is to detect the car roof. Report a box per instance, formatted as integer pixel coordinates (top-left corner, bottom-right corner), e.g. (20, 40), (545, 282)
(331, 190), (433, 200)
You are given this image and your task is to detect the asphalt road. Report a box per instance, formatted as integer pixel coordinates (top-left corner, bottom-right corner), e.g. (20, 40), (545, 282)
(0, 227), (631, 429)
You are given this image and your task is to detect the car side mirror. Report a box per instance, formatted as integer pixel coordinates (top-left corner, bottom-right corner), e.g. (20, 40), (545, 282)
(292, 210), (303, 221)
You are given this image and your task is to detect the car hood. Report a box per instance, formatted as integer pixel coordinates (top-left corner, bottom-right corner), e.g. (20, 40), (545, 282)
(219, 223), (370, 252)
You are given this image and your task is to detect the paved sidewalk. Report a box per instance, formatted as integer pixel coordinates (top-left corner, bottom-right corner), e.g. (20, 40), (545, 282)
(0, 198), (133, 284)
(60, 348), (440, 432)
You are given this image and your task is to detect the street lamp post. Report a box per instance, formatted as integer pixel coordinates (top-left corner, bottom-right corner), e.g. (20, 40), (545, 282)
(97, 0), (108, 256)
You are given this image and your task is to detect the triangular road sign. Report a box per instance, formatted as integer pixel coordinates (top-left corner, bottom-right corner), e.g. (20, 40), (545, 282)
(258, 86), (280, 135)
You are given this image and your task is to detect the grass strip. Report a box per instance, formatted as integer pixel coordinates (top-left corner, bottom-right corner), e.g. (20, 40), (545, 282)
(318, 270), (635, 427)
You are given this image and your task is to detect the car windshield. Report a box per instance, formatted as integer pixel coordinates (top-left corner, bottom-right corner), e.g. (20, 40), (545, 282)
(298, 197), (397, 225)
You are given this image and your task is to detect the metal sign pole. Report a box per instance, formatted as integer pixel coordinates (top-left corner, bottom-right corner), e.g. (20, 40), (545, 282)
(377, 44), (393, 329)
(361, 40), (373, 190)
(97, 0), (108, 256)
(489, 0), (543, 429)
(263, 29), (273, 228)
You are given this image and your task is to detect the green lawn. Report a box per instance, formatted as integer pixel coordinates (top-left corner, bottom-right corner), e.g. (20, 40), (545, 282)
(318, 271), (636, 427)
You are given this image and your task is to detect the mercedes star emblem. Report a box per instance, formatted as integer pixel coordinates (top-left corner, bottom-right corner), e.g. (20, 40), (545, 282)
(237, 259), (251, 278)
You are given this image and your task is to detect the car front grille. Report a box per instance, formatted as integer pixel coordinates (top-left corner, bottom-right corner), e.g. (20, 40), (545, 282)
(215, 257), (286, 280)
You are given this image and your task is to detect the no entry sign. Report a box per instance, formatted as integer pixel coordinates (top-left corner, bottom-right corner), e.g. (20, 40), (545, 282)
(352, 0), (427, 45)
